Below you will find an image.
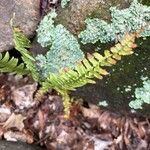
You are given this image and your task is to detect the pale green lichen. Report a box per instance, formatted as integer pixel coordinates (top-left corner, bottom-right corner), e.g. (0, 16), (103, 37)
(61, 0), (70, 8)
(129, 79), (150, 109)
(98, 100), (108, 107)
(36, 10), (57, 47)
(36, 10), (84, 79)
(79, 0), (150, 44)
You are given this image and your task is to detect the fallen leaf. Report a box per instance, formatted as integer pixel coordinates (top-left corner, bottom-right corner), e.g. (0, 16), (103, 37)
(4, 130), (33, 143)
(3, 113), (26, 131)
(0, 107), (11, 123)
(38, 109), (47, 131)
(11, 83), (37, 109)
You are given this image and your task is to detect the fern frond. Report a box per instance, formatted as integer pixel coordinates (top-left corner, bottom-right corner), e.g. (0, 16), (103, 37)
(39, 33), (137, 94)
(0, 52), (29, 75)
(35, 32), (137, 118)
(13, 28), (39, 81)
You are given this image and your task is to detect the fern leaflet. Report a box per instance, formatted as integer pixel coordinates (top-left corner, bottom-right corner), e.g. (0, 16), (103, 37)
(0, 52), (29, 75)
(13, 28), (39, 81)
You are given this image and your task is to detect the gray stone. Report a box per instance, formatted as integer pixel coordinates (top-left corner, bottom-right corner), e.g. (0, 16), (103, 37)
(0, 0), (40, 52)
(0, 140), (45, 150)
(56, 0), (132, 36)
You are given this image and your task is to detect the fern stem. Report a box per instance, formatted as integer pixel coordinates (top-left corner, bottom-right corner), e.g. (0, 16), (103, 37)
(34, 88), (45, 102)
(34, 85), (71, 118)
(59, 90), (71, 118)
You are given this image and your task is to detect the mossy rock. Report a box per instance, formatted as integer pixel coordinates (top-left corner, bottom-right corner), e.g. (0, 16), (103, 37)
(72, 38), (150, 117)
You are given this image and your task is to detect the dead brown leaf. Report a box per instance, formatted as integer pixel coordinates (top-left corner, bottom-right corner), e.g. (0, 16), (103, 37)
(11, 83), (37, 109)
(4, 130), (33, 143)
(3, 113), (26, 131)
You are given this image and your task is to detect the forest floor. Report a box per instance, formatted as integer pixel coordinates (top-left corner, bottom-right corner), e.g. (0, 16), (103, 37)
(0, 74), (150, 150)
(0, 1), (149, 150)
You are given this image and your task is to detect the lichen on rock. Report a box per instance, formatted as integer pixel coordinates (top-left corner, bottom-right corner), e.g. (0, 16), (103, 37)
(55, 0), (131, 36)
(61, 0), (70, 8)
(79, 0), (150, 44)
(129, 78), (150, 109)
(36, 10), (84, 79)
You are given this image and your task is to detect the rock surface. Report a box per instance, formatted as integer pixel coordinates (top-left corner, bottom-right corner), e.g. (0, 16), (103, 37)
(0, 0), (40, 52)
(0, 140), (44, 150)
(56, 0), (132, 35)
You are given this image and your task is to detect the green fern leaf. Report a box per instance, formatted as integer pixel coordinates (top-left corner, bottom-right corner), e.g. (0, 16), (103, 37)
(36, 31), (137, 117)
(39, 33), (137, 94)
(0, 52), (29, 75)
(13, 28), (39, 81)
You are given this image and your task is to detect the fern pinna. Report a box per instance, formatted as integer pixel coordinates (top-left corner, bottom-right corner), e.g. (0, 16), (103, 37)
(0, 28), (32, 75)
(37, 33), (138, 117)
(0, 52), (28, 75)
(0, 27), (39, 79)
(13, 28), (39, 81)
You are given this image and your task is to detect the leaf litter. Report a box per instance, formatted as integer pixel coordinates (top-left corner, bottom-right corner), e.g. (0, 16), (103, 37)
(0, 74), (150, 150)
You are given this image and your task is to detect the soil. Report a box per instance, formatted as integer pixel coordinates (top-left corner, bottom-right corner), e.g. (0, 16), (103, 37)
(0, 74), (150, 150)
